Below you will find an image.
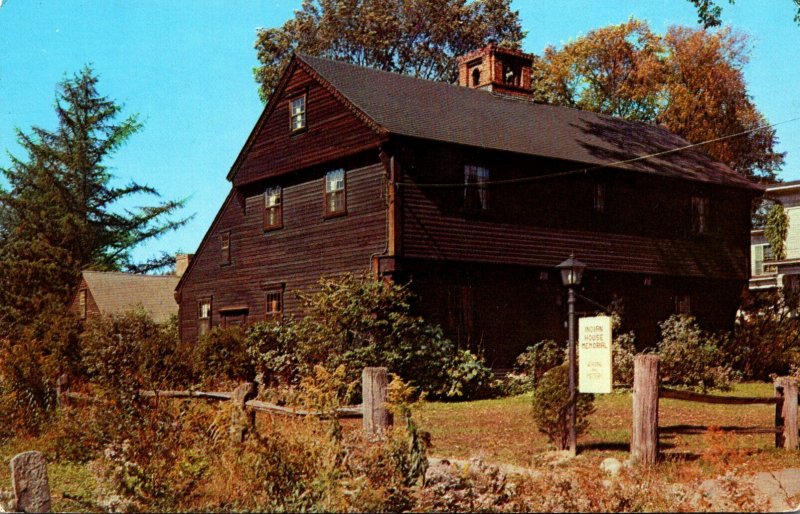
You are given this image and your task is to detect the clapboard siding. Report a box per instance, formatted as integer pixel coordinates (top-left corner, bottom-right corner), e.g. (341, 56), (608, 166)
(233, 66), (382, 186)
(397, 142), (751, 280)
(178, 163), (387, 343)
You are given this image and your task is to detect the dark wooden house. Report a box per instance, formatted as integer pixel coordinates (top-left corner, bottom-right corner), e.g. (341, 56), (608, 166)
(175, 44), (762, 366)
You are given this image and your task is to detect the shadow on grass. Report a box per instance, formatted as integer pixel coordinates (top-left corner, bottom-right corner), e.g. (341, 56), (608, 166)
(661, 424), (777, 435)
(579, 441), (629, 452)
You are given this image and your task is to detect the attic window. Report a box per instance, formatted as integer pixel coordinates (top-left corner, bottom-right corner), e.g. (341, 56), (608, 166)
(290, 95), (306, 132)
(325, 169), (346, 216)
(221, 231), (231, 265)
(264, 186), (282, 230)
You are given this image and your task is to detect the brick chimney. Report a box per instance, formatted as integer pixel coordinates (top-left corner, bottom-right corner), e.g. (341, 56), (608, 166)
(457, 42), (535, 99)
(175, 253), (193, 278)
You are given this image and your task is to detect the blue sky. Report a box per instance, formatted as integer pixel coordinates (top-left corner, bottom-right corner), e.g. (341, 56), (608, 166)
(1, 0), (799, 266)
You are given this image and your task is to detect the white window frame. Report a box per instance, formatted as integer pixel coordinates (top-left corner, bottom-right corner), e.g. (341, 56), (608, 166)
(290, 95), (306, 132)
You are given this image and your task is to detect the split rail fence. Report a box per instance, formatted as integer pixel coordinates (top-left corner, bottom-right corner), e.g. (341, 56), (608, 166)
(57, 366), (392, 442)
(631, 354), (798, 465)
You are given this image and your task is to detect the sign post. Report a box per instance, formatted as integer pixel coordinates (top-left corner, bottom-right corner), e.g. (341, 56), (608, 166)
(578, 316), (613, 394)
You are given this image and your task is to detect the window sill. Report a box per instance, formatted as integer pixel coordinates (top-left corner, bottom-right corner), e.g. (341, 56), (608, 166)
(263, 224), (283, 232)
(324, 210), (347, 220)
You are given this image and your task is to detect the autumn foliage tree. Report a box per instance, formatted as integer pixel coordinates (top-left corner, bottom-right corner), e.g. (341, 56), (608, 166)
(253, 0), (525, 100)
(533, 19), (784, 182)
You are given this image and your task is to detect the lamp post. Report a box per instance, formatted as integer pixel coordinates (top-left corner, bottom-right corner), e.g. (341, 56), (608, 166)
(557, 253), (586, 457)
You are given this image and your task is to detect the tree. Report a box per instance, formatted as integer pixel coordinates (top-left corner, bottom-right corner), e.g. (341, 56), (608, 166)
(0, 66), (188, 328)
(533, 20), (784, 182)
(764, 202), (789, 259)
(687, 0), (800, 28)
(253, 0), (525, 101)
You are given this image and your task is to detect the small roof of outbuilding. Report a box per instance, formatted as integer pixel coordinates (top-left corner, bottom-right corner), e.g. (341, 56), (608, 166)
(292, 54), (762, 192)
(81, 271), (179, 323)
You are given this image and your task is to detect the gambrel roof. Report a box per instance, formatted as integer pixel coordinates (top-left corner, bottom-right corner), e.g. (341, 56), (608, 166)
(274, 54), (760, 191)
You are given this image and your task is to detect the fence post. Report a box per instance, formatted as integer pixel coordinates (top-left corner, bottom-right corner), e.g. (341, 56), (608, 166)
(776, 377), (798, 450)
(362, 367), (391, 437)
(11, 451), (51, 513)
(230, 381), (257, 445)
(55, 374), (69, 409)
(631, 354), (660, 465)
(775, 378), (786, 448)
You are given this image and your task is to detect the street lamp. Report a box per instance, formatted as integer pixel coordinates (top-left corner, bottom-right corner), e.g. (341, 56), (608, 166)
(557, 253), (586, 456)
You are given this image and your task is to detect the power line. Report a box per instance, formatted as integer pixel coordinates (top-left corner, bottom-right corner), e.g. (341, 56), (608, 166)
(395, 115), (800, 189)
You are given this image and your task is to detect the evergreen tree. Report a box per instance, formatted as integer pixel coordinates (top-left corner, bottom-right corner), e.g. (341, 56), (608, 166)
(0, 66), (187, 329)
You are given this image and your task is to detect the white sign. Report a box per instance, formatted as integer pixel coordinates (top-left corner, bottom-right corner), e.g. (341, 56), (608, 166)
(578, 315), (613, 394)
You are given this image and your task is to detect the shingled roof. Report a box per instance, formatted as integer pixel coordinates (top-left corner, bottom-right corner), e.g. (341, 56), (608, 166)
(297, 54), (761, 192)
(82, 271), (179, 323)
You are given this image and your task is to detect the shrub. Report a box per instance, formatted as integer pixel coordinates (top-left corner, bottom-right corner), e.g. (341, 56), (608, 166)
(192, 324), (254, 386)
(248, 274), (492, 400)
(657, 315), (735, 392)
(0, 337), (57, 434)
(503, 339), (565, 395)
(0, 307), (83, 435)
(81, 309), (193, 415)
(730, 289), (800, 380)
(531, 364), (595, 450)
(613, 331), (637, 388)
(246, 320), (300, 387)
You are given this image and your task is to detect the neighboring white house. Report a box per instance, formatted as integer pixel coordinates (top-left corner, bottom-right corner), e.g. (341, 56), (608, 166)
(750, 180), (800, 292)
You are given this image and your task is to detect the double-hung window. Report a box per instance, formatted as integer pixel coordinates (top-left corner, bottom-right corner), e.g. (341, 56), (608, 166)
(752, 243), (775, 276)
(464, 165), (489, 212)
(198, 299), (212, 337)
(221, 231), (231, 265)
(325, 169), (346, 216)
(264, 186), (282, 230)
(593, 183), (605, 214)
(691, 196), (709, 234)
(290, 95), (306, 132)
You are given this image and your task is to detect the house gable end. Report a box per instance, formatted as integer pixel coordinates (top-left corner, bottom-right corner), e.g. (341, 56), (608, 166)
(228, 56), (385, 187)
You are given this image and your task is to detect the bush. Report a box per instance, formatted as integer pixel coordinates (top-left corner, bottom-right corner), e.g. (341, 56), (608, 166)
(503, 339), (565, 395)
(82, 309), (193, 411)
(248, 274), (492, 400)
(657, 315), (735, 392)
(613, 331), (637, 388)
(0, 307), (83, 435)
(730, 289), (800, 380)
(0, 337), (58, 435)
(246, 320), (300, 387)
(531, 364), (595, 450)
(192, 324), (254, 386)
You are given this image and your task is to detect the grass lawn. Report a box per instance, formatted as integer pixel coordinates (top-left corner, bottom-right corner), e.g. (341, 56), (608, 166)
(415, 382), (798, 477)
(0, 382), (796, 510)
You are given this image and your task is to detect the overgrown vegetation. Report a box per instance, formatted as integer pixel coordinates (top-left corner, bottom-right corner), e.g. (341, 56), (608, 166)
(731, 289), (800, 380)
(531, 364), (596, 450)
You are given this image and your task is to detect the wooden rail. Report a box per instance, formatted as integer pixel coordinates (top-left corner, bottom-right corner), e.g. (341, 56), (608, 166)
(62, 390), (363, 418)
(630, 356), (798, 466)
(660, 388), (781, 405)
(58, 367), (389, 443)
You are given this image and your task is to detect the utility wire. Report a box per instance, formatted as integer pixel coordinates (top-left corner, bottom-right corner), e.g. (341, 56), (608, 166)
(396, 115), (800, 189)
